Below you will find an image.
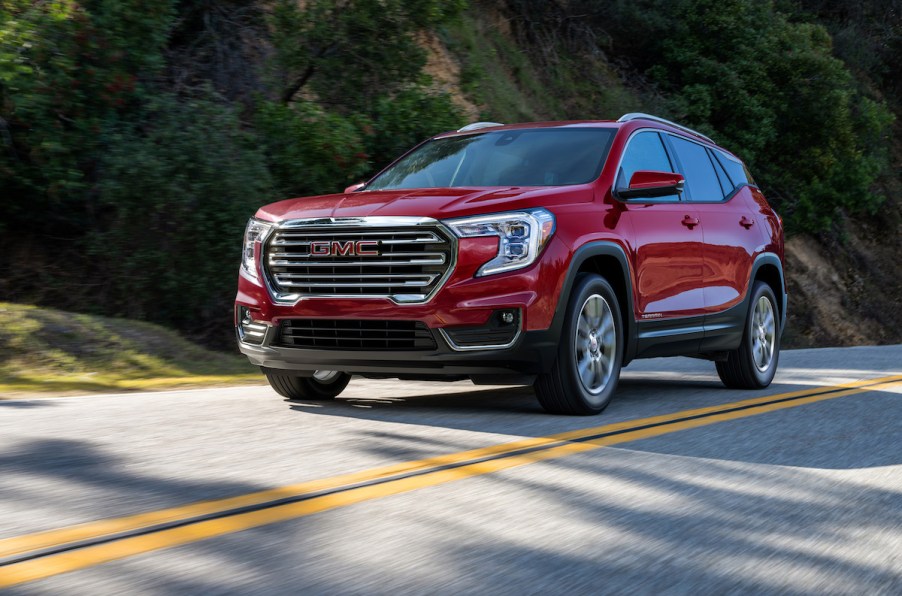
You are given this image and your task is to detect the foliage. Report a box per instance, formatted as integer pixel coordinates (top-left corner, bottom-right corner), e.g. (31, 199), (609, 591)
(91, 92), (271, 332)
(364, 86), (464, 170)
(0, 0), (467, 346)
(258, 0), (467, 196)
(441, 12), (555, 122)
(793, 0), (902, 106)
(254, 88), (463, 198)
(0, 0), (897, 349)
(577, 0), (894, 232)
(0, 0), (272, 342)
(269, 0), (465, 110)
(498, 0), (644, 121)
(255, 99), (370, 197)
(0, 0), (176, 230)
(0, 302), (256, 394)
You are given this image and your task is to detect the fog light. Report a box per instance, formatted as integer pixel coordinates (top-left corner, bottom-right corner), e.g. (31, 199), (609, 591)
(237, 307), (267, 344)
(440, 309), (521, 350)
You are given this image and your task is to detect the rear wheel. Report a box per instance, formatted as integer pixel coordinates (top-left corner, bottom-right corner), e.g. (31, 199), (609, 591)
(716, 281), (780, 389)
(535, 274), (623, 415)
(263, 369), (351, 400)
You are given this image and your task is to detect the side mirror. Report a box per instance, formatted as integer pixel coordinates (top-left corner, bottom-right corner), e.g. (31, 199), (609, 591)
(344, 182), (366, 193)
(617, 170), (684, 200)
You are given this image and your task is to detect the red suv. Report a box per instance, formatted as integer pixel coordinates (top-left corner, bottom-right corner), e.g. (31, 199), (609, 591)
(236, 113), (786, 415)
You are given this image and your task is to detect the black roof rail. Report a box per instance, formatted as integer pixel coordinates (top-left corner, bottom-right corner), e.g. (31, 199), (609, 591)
(617, 113), (714, 144)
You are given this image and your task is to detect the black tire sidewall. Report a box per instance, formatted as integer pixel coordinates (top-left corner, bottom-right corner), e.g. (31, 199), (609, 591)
(742, 282), (780, 387)
(558, 274), (624, 413)
(262, 368), (351, 400)
(304, 372), (351, 399)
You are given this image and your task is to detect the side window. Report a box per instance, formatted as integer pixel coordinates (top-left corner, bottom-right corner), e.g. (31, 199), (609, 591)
(708, 148), (734, 196)
(617, 131), (678, 201)
(714, 150), (751, 187)
(669, 135), (723, 202)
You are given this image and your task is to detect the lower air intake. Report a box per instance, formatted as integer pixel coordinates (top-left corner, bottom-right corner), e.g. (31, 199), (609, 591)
(276, 319), (436, 351)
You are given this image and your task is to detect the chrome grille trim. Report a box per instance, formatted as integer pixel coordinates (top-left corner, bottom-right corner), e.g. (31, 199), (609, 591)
(278, 281), (436, 288)
(269, 252), (447, 261)
(272, 231), (443, 241)
(261, 217), (457, 305)
(268, 258), (446, 267)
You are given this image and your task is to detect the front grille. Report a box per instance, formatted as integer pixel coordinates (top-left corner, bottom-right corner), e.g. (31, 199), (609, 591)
(276, 319), (436, 351)
(264, 223), (454, 302)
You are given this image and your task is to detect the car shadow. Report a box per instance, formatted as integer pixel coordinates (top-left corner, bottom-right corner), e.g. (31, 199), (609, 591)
(284, 355), (902, 470)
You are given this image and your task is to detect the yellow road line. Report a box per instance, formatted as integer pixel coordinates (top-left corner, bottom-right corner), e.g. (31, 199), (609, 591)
(1, 375), (900, 588)
(3, 373), (897, 560)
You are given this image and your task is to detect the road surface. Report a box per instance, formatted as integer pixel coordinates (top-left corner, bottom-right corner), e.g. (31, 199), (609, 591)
(1, 345), (901, 594)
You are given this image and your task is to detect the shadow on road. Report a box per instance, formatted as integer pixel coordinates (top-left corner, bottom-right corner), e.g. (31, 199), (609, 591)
(284, 355), (902, 471)
(0, 400), (56, 409)
(0, 437), (316, 592)
(1, 348), (899, 592)
(4, 414), (898, 593)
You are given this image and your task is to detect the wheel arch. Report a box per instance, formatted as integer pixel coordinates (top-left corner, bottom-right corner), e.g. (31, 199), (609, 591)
(749, 253), (787, 334)
(553, 242), (638, 365)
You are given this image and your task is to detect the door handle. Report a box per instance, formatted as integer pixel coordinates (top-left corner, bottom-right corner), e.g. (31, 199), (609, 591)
(681, 215), (700, 229)
(739, 216), (755, 229)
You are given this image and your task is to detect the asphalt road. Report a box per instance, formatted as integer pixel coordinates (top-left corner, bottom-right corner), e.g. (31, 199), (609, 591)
(1, 345), (901, 594)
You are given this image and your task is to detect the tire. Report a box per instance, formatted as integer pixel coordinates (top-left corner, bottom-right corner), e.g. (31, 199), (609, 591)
(716, 281), (780, 389)
(535, 274), (624, 415)
(263, 369), (351, 400)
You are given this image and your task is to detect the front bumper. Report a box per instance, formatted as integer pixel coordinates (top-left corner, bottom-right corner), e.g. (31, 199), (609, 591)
(235, 235), (573, 381)
(237, 326), (559, 381)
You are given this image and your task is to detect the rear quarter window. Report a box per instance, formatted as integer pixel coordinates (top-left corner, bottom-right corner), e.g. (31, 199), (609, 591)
(708, 148), (733, 196)
(714, 150), (753, 187)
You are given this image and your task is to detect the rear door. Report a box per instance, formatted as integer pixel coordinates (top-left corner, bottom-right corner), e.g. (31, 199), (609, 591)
(667, 136), (763, 315)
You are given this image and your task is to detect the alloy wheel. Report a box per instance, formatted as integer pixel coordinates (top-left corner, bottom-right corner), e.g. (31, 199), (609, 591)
(574, 294), (617, 396)
(752, 296), (776, 372)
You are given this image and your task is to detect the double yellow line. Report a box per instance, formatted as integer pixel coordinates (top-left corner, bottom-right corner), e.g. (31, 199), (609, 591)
(2, 374), (900, 588)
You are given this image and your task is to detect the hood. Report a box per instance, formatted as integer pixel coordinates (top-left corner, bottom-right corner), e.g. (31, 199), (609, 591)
(256, 186), (593, 223)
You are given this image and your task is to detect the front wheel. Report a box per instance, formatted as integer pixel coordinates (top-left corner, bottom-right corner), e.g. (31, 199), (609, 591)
(535, 274), (624, 415)
(263, 369), (351, 400)
(716, 281), (780, 389)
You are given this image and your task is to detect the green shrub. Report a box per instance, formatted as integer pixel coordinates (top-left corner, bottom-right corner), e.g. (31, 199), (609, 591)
(364, 86), (464, 170)
(0, 0), (176, 230)
(594, 0), (894, 233)
(269, 0), (465, 110)
(255, 100), (370, 197)
(91, 92), (272, 336)
(0, 0), (471, 347)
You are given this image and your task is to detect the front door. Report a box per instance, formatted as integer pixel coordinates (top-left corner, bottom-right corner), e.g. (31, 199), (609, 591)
(617, 130), (706, 320)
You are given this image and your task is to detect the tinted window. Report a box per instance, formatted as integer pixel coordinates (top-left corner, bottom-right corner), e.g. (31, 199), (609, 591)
(714, 150), (750, 187)
(367, 128), (615, 190)
(708, 148), (733, 196)
(618, 132), (673, 184)
(669, 136), (722, 202)
(616, 131), (679, 201)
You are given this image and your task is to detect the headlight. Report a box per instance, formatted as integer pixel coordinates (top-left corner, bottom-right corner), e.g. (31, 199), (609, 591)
(242, 218), (272, 279)
(444, 208), (555, 276)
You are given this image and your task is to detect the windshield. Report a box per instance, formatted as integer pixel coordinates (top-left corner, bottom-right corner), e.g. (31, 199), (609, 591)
(366, 128), (616, 190)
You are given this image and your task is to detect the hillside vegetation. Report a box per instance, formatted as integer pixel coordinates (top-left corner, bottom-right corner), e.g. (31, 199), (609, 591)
(1, 0), (899, 349)
(0, 303), (258, 395)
